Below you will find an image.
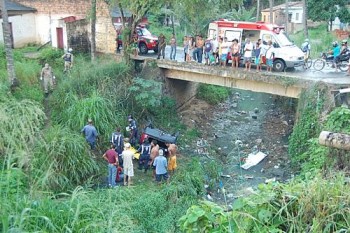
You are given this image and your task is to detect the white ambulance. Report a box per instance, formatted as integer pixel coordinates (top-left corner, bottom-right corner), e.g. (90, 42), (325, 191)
(208, 19), (304, 72)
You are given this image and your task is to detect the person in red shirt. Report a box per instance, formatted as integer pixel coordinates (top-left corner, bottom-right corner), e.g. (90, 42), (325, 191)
(103, 144), (118, 188)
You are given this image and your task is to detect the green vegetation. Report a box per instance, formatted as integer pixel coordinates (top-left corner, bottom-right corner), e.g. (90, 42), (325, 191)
(180, 174), (350, 232)
(0, 45), (206, 232)
(197, 84), (231, 105)
(289, 23), (338, 58)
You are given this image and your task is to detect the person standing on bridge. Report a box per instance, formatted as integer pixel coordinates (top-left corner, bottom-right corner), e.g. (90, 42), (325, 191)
(265, 40), (275, 73)
(196, 35), (204, 64)
(243, 38), (253, 72)
(169, 34), (177, 60)
(157, 33), (166, 59)
(183, 36), (188, 62)
(255, 39), (262, 72)
(231, 39), (240, 69)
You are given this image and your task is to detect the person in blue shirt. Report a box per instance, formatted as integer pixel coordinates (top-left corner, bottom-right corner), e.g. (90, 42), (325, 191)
(81, 119), (98, 150)
(153, 149), (168, 184)
(332, 41), (341, 72)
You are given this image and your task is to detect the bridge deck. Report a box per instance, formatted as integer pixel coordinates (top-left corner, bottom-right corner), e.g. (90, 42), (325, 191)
(132, 56), (350, 98)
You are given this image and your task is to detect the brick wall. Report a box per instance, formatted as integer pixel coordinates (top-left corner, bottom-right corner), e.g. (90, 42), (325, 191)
(14, 0), (116, 53)
(14, 0), (90, 17)
(66, 19), (90, 53)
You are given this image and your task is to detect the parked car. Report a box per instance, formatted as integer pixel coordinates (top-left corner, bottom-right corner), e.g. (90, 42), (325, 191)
(116, 26), (158, 55)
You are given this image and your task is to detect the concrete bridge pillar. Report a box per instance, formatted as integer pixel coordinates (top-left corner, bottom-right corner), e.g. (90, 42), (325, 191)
(164, 77), (198, 110)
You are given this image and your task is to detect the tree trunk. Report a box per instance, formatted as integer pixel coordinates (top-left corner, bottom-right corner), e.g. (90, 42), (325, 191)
(256, 0), (260, 21)
(302, 0), (308, 37)
(91, 0), (96, 62)
(0, 0), (17, 86)
(319, 131), (350, 150)
(269, 0), (274, 24)
(285, 0), (289, 34)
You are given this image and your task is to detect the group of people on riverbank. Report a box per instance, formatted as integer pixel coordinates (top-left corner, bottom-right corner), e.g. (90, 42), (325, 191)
(81, 117), (178, 188)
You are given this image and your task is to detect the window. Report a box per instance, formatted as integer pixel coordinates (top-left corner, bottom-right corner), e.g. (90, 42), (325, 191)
(263, 15), (266, 22)
(225, 30), (242, 43)
(296, 13), (299, 21)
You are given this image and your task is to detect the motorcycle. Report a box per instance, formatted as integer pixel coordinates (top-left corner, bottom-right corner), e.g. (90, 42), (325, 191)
(313, 52), (349, 72)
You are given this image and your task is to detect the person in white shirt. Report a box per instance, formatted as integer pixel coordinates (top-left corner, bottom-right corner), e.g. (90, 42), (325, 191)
(243, 38), (253, 71)
(265, 40), (275, 73)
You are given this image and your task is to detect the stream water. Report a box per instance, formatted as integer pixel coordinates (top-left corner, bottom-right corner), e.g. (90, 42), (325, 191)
(192, 89), (295, 203)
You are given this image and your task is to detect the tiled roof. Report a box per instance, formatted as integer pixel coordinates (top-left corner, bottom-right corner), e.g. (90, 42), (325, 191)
(261, 1), (303, 12)
(4, 0), (36, 12)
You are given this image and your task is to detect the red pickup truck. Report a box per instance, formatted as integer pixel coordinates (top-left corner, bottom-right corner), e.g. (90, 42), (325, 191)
(117, 26), (158, 55)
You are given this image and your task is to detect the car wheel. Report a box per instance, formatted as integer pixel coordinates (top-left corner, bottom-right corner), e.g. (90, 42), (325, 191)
(273, 59), (285, 72)
(139, 43), (148, 54)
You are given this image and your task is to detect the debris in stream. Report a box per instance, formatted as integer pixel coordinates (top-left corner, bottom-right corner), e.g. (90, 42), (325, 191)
(265, 177), (277, 183)
(241, 151), (267, 170)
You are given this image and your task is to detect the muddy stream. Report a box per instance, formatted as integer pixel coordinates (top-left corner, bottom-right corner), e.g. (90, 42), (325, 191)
(180, 89), (296, 204)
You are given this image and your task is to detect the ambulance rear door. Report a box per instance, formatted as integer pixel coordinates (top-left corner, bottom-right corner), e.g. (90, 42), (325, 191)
(223, 28), (243, 43)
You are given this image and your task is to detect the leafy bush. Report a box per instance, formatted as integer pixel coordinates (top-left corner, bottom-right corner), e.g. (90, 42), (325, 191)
(325, 107), (350, 133)
(39, 47), (63, 67)
(12, 83), (44, 103)
(180, 174), (350, 232)
(288, 84), (329, 169)
(32, 126), (99, 191)
(197, 84), (230, 105)
(14, 60), (41, 85)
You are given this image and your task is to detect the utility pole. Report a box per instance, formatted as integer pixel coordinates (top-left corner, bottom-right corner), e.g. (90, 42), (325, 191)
(285, 0), (289, 34)
(256, 0), (260, 21)
(91, 0), (96, 62)
(302, 0), (308, 37)
(0, 0), (17, 86)
(269, 0), (274, 24)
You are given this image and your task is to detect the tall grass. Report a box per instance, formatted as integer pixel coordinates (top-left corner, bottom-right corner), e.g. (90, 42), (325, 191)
(0, 97), (45, 160)
(32, 125), (99, 192)
(53, 91), (115, 138)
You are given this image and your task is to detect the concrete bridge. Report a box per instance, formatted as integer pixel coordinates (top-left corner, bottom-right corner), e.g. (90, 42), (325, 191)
(133, 56), (350, 107)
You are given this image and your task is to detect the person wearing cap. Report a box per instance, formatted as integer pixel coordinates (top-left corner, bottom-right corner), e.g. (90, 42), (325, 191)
(153, 149), (168, 184)
(40, 63), (55, 96)
(81, 119), (98, 150)
(127, 115), (138, 146)
(301, 39), (311, 66)
(121, 143), (135, 187)
(137, 138), (151, 172)
(62, 48), (74, 73)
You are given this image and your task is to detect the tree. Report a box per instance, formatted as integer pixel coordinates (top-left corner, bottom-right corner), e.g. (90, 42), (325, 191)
(108, 0), (163, 61)
(256, 0), (260, 21)
(308, 0), (348, 31)
(91, 0), (96, 62)
(0, 0), (17, 86)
